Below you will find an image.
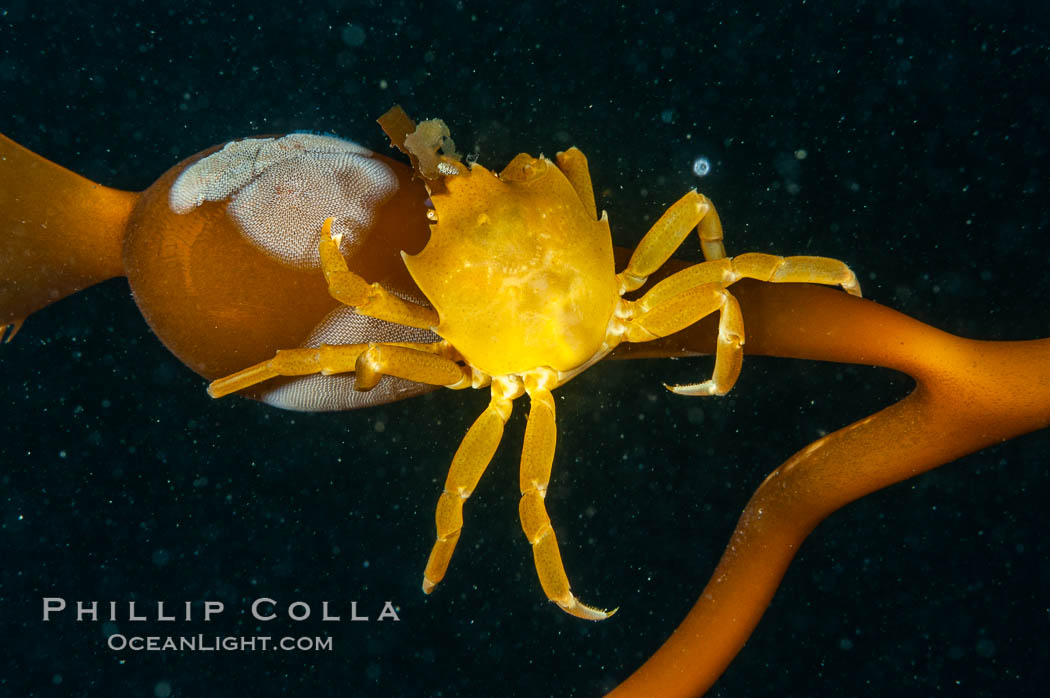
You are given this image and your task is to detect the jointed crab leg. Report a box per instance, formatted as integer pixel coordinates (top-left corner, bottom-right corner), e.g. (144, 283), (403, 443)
(615, 191), (859, 297)
(624, 283), (746, 396)
(621, 252), (859, 396)
(617, 191), (710, 293)
(607, 188), (860, 396)
(661, 289), (745, 397)
(729, 253), (861, 296)
(319, 217), (439, 330)
(636, 254), (861, 313)
(353, 343), (469, 391)
(519, 370), (615, 620)
(697, 200), (726, 262)
(423, 376), (519, 593)
(207, 341), (467, 398)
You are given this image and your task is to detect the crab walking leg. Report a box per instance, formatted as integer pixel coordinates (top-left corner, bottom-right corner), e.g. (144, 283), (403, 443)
(637, 255), (861, 314)
(519, 371), (615, 620)
(624, 253), (855, 396)
(423, 377), (519, 593)
(555, 147), (598, 220)
(616, 191), (714, 293)
(697, 200), (726, 262)
(667, 291), (745, 396)
(353, 343), (470, 391)
(731, 252), (862, 296)
(207, 341), (460, 398)
(319, 217), (440, 330)
(624, 284), (746, 396)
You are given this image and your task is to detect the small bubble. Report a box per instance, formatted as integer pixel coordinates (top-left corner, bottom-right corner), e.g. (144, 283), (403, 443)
(692, 157), (712, 177)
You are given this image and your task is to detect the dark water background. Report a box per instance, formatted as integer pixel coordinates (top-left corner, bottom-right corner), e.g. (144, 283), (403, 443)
(2, 1), (1048, 696)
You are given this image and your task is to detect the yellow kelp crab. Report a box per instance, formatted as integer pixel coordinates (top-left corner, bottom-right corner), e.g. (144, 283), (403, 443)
(208, 107), (860, 619)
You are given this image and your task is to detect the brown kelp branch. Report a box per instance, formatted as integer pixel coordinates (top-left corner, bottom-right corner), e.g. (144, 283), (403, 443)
(610, 280), (1050, 697)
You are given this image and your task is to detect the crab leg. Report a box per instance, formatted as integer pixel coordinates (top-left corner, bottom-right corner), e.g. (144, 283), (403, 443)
(615, 190), (860, 299)
(319, 217), (440, 330)
(616, 190), (712, 293)
(624, 283), (746, 396)
(729, 252), (861, 296)
(636, 255), (860, 313)
(619, 252), (860, 395)
(519, 370), (615, 620)
(207, 341), (467, 398)
(697, 200), (726, 262)
(423, 377), (519, 594)
(352, 344), (469, 391)
(662, 290), (745, 397)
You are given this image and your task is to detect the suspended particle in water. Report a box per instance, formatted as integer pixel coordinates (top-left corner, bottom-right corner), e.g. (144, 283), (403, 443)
(692, 156), (712, 177)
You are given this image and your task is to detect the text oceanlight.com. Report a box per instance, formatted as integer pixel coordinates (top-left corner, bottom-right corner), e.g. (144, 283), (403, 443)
(106, 634), (333, 652)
